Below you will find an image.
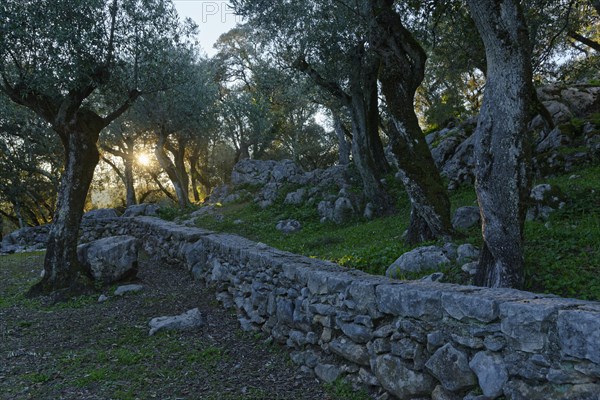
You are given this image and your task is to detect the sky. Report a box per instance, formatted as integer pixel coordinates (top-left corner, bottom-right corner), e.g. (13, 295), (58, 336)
(173, 0), (242, 57)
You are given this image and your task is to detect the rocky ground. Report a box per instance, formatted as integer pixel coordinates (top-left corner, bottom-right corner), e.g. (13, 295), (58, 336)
(0, 252), (339, 400)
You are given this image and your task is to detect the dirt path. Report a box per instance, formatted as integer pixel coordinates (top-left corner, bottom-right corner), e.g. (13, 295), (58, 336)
(0, 252), (334, 400)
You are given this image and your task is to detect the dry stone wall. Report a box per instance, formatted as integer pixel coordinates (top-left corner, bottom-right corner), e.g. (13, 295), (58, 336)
(84, 217), (600, 400)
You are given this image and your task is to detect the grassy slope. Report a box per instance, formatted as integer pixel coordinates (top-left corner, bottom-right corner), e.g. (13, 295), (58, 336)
(169, 163), (600, 302)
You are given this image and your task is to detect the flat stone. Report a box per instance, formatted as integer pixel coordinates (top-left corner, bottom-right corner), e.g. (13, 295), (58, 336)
(329, 337), (369, 366)
(469, 351), (508, 398)
(77, 235), (140, 284)
(336, 320), (373, 344)
(376, 283), (442, 320)
(557, 309), (600, 364)
(148, 308), (205, 336)
(114, 284), (144, 296)
(501, 298), (585, 353)
(503, 380), (600, 400)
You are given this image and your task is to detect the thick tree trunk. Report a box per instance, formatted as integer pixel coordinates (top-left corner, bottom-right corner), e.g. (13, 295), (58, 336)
(467, 0), (535, 288)
(333, 113), (351, 165)
(370, 0), (455, 245)
(348, 51), (394, 216)
(28, 130), (99, 296)
(155, 131), (190, 208)
(124, 157), (137, 207)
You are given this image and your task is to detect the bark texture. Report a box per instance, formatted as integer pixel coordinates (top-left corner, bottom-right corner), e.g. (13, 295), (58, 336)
(467, 0), (535, 288)
(155, 130), (190, 208)
(370, 0), (455, 244)
(294, 53), (393, 216)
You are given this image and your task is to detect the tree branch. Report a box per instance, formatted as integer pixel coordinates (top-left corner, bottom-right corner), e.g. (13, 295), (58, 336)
(568, 31), (600, 52)
(292, 56), (352, 107)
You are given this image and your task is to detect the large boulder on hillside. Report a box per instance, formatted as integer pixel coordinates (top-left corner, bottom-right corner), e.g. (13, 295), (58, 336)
(122, 203), (159, 217)
(77, 235), (140, 283)
(83, 208), (119, 220)
(231, 159), (306, 187)
(386, 246), (451, 278)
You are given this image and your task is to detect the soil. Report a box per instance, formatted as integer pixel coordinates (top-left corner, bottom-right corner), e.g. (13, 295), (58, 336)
(0, 252), (334, 400)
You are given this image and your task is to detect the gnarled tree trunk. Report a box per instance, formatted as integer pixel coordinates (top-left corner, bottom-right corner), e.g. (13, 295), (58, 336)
(155, 129), (190, 208)
(332, 113), (351, 165)
(29, 123), (102, 296)
(467, 0), (535, 288)
(370, 0), (455, 244)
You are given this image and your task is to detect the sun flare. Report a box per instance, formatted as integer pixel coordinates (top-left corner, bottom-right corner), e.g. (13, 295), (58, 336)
(137, 153), (152, 167)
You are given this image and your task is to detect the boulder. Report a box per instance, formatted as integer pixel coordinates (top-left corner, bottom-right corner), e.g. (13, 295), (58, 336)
(333, 197), (355, 224)
(535, 127), (570, 154)
(386, 245), (451, 278)
(122, 203), (159, 217)
(452, 206), (481, 230)
(83, 208), (118, 219)
(457, 244), (480, 265)
(284, 188), (306, 205)
(276, 219), (302, 234)
(148, 308), (205, 336)
(527, 184), (566, 221)
(77, 235), (140, 283)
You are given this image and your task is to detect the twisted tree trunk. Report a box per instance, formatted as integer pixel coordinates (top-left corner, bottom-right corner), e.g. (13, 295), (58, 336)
(467, 0), (535, 288)
(370, 0), (455, 244)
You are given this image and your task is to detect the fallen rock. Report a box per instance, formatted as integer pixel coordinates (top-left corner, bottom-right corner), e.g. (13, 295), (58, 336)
(386, 246), (450, 278)
(114, 284), (144, 296)
(314, 364), (341, 384)
(469, 351), (509, 398)
(527, 184), (566, 221)
(149, 308), (205, 336)
(276, 219), (302, 234)
(77, 236), (140, 284)
(98, 294), (109, 303)
(452, 206), (481, 230)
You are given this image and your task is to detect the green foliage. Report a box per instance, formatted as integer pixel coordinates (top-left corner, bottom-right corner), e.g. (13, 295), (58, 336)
(324, 378), (371, 400)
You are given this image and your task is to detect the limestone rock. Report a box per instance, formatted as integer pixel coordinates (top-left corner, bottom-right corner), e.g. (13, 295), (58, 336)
(83, 208), (119, 219)
(425, 343), (476, 392)
(329, 337), (369, 366)
(77, 235), (140, 283)
(371, 354), (436, 399)
(148, 308), (205, 336)
(503, 380), (600, 400)
(558, 309), (600, 364)
(114, 284), (144, 296)
(527, 184), (566, 222)
(284, 189), (306, 205)
(457, 244), (480, 265)
(314, 364), (341, 384)
(333, 197), (355, 224)
(386, 245), (450, 278)
(276, 219), (302, 234)
(122, 203), (159, 217)
(452, 206), (481, 230)
(469, 351), (508, 398)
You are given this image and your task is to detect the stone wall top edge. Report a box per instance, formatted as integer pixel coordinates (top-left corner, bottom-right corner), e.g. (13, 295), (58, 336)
(124, 217), (600, 310)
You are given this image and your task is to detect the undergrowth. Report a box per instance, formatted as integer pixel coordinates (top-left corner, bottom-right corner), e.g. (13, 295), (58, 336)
(183, 162), (600, 301)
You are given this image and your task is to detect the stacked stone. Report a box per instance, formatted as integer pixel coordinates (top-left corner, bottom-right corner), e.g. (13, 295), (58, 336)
(84, 216), (600, 400)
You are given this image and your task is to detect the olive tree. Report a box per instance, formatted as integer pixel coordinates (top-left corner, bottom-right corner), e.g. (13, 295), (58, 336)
(0, 0), (195, 296)
(466, 0), (537, 288)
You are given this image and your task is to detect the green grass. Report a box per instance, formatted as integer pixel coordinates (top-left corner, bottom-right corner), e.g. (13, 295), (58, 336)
(184, 161), (600, 301)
